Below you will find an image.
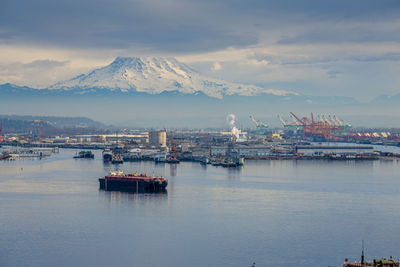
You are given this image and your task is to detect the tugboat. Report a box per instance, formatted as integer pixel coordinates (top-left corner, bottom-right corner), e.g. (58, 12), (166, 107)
(111, 153), (123, 164)
(0, 151), (11, 160)
(73, 151), (94, 159)
(165, 156), (180, 164)
(99, 171), (168, 192)
(166, 132), (180, 164)
(102, 149), (113, 162)
(221, 159), (239, 168)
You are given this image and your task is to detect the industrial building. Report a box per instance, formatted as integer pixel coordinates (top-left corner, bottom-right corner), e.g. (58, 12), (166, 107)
(149, 130), (167, 147)
(74, 134), (148, 144)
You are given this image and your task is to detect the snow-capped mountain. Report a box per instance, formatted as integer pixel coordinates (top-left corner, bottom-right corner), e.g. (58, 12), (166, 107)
(50, 57), (296, 98)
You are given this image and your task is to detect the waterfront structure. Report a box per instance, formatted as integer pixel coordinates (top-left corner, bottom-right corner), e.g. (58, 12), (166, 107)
(295, 145), (374, 156)
(7, 147), (55, 159)
(211, 145), (273, 157)
(74, 134), (148, 145)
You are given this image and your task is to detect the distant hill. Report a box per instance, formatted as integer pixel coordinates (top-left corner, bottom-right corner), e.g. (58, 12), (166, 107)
(0, 115), (108, 135)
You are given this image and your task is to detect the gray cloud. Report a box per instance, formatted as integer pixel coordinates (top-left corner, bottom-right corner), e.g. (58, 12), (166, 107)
(0, 60), (68, 71)
(278, 26), (400, 45)
(1, 0), (399, 52)
(24, 60), (69, 69)
(0, 0), (260, 52)
(250, 51), (400, 66)
(250, 52), (339, 66)
(1, 0), (400, 100)
(349, 53), (400, 62)
(0, 59), (70, 88)
(327, 70), (341, 79)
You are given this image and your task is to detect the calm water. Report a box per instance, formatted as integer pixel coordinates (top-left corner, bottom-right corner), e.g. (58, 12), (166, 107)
(1, 149), (400, 267)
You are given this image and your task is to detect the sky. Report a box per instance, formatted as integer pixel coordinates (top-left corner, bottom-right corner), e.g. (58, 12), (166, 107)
(0, 0), (400, 101)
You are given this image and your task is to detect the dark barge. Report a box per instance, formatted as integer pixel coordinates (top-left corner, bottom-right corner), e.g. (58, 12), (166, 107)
(73, 151), (94, 159)
(99, 171), (168, 192)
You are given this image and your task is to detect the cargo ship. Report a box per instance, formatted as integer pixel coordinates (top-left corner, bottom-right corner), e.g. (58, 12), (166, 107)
(99, 171), (168, 192)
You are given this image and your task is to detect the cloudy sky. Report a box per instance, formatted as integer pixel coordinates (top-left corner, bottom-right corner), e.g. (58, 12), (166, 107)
(1, 0), (400, 101)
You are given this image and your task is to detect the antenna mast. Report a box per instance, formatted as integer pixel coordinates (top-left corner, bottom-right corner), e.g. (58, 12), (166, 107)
(361, 240), (365, 266)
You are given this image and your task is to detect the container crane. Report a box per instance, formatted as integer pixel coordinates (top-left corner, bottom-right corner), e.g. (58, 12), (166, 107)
(277, 115), (288, 127)
(335, 116), (352, 135)
(333, 115), (343, 126)
(249, 115), (268, 128)
(289, 113), (302, 126)
(328, 115), (337, 126)
(279, 112), (352, 141)
(322, 115), (331, 125)
(249, 115), (268, 135)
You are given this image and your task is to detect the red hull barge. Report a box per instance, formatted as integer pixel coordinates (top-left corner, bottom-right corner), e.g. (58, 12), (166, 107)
(99, 171), (168, 192)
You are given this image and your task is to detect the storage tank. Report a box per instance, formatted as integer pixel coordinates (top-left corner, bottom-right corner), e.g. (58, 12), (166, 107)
(148, 130), (167, 147)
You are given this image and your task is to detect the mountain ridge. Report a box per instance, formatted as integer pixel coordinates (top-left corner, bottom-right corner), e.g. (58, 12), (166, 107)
(1, 57), (399, 104)
(49, 57), (297, 98)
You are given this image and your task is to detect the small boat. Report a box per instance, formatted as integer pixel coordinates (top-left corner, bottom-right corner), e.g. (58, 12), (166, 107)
(165, 156), (179, 164)
(221, 160), (239, 168)
(154, 156), (167, 163)
(102, 149), (113, 162)
(73, 151), (94, 159)
(199, 157), (209, 165)
(0, 151), (11, 160)
(99, 171), (168, 192)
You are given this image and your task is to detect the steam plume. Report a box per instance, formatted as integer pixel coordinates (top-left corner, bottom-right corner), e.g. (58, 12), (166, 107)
(226, 113), (240, 141)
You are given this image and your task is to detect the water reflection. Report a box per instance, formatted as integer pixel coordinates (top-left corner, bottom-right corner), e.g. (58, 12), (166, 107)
(3, 149), (400, 267)
(290, 158), (375, 171)
(102, 161), (113, 172)
(227, 166), (243, 180)
(100, 190), (168, 205)
(169, 164), (177, 176)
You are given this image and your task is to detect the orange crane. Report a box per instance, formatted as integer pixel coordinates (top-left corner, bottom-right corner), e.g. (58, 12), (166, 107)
(284, 112), (341, 140)
(167, 132), (179, 163)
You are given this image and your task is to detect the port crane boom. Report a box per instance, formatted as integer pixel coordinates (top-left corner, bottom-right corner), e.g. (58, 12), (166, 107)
(249, 115), (268, 135)
(279, 112), (352, 141)
(249, 115), (268, 128)
(277, 115), (288, 127)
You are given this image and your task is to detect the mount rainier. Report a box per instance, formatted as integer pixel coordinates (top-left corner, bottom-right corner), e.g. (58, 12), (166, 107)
(1, 56), (399, 127)
(50, 57), (296, 99)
